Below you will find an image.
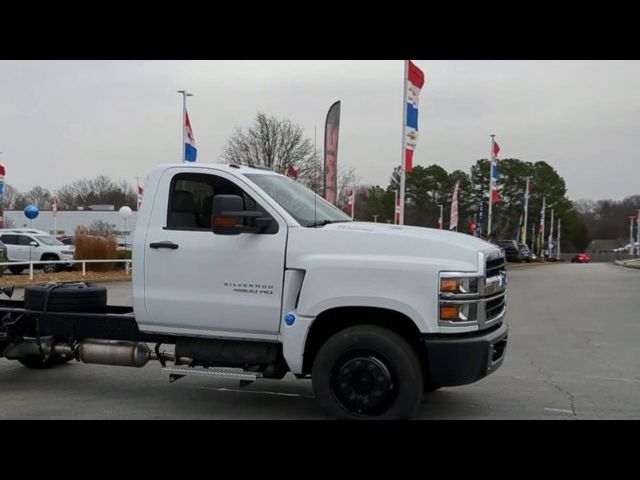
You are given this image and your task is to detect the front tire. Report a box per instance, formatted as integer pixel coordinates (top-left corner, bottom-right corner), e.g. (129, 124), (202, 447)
(312, 325), (423, 420)
(42, 262), (59, 273)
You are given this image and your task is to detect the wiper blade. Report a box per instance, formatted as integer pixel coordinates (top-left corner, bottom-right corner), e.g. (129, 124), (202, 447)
(307, 220), (350, 228)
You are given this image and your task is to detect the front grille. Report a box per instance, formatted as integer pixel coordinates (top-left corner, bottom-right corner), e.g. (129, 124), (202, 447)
(486, 258), (506, 278)
(485, 295), (506, 321)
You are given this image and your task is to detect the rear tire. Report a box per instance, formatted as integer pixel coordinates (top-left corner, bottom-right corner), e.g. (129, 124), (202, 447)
(312, 325), (423, 420)
(9, 266), (24, 275)
(18, 355), (59, 369)
(423, 383), (441, 393)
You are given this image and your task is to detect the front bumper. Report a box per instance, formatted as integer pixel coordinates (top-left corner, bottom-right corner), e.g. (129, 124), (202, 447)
(423, 322), (508, 387)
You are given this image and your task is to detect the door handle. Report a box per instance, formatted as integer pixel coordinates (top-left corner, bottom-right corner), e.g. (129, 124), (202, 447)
(149, 241), (179, 250)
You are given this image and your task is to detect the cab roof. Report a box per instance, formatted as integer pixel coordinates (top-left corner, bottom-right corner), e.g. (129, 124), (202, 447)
(157, 163), (282, 176)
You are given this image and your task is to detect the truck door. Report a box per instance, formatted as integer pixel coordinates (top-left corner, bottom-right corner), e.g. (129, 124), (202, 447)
(142, 168), (287, 338)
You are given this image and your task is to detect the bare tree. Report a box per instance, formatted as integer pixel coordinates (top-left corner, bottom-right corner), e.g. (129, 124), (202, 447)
(336, 167), (359, 209)
(88, 220), (117, 238)
(221, 112), (320, 176)
(222, 112), (363, 201)
(24, 186), (53, 208)
(57, 176), (136, 210)
(2, 184), (20, 210)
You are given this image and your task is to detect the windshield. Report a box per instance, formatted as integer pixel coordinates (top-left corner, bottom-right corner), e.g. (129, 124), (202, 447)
(245, 174), (352, 227)
(35, 235), (63, 246)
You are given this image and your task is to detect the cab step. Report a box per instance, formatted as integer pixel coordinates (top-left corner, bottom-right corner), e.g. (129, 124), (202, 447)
(162, 365), (262, 383)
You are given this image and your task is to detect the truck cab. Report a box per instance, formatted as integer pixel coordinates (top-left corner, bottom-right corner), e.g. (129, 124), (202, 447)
(133, 163), (508, 418)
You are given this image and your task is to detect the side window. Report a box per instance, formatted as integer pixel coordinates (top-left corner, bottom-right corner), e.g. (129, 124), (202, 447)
(1, 235), (18, 245)
(18, 236), (35, 246)
(166, 172), (269, 231)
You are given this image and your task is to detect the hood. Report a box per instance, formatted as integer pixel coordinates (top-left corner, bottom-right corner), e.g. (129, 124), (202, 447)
(287, 221), (500, 272)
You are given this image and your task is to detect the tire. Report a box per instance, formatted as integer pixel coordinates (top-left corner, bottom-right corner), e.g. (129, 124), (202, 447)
(9, 266), (24, 275)
(423, 383), (441, 393)
(18, 355), (59, 369)
(41, 256), (60, 274)
(312, 325), (423, 420)
(42, 263), (59, 273)
(24, 282), (107, 313)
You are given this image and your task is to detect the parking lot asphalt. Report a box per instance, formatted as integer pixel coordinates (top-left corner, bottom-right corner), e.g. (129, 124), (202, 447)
(2, 262), (639, 419)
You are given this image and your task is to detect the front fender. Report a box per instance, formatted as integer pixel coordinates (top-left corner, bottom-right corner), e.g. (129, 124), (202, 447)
(293, 254), (476, 334)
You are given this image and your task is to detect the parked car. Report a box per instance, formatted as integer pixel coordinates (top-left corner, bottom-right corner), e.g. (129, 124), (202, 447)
(0, 228), (75, 274)
(0, 239), (8, 262)
(571, 253), (591, 263)
(518, 243), (534, 262)
(496, 240), (524, 262)
(57, 235), (75, 246)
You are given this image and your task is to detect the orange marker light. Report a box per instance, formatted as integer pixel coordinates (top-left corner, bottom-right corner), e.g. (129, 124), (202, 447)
(440, 279), (460, 293)
(214, 217), (237, 226)
(440, 306), (460, 320)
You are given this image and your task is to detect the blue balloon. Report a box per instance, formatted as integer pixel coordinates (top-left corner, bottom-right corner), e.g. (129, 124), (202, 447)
(24, 204), (39, 220)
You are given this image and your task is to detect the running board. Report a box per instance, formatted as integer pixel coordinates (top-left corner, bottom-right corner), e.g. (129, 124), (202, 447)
(162, 365), (261, 383)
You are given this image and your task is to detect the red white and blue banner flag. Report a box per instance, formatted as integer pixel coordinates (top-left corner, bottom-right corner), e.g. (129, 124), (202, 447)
(184, 111), (197, 162)
(403, 61), (425, 173)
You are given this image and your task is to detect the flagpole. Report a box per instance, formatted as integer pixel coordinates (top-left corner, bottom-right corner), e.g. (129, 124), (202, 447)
(394, 189), (399, 224)
(52, 195), (57, 236)
(557, 218), (561, 261)
(636, 210), (640, 256)
(136, 176), (141, 211)
(351, 184), (356, 220)
(548, 208), (554, 258)
(539, 196), (546, 256)
(487, 134), (495, 237)
(399, 60), (408, 225)
(523, 176), (530, 245)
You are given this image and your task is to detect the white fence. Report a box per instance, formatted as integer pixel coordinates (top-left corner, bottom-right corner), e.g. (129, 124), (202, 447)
(0, 259), (132, 280)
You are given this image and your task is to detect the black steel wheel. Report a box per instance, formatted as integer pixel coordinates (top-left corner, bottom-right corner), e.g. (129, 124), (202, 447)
(312, 325), (423, 420)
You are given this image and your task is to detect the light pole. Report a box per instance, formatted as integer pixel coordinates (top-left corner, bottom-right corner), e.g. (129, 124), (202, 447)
(438, 204), (443, 229)
(119, 206), (133, 249)
(373, 215), (379, 223)
(636, 210), (640, 256)
(630, 215), (635, 256)
(177, 90), (193, 163)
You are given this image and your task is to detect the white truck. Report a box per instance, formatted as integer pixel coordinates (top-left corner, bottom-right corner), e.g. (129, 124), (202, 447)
(0, 163), (508, 419)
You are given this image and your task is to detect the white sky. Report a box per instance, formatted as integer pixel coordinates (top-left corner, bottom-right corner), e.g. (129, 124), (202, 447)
(1, 60), (638, 200)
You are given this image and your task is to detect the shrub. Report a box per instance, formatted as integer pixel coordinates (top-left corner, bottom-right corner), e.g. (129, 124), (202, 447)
(74, 235), (118, 271)
(116, 249), (132, 270)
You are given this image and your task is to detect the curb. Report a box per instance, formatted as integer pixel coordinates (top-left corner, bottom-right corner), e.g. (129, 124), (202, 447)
(614, 260), (640, 270)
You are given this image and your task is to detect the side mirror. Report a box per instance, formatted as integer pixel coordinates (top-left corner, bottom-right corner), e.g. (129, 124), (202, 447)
(212, 195), (272, 235)
(30, 241), (38, 247)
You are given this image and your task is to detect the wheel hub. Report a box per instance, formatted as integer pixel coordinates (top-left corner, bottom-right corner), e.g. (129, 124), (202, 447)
(333, 355), (394, 415)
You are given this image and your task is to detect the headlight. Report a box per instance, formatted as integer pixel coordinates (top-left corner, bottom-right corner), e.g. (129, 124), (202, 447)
(439, 276), (479, 296)
(439, 303), (477, 322)
(439, 273), (481, 323)
(62, 250), (74, 255)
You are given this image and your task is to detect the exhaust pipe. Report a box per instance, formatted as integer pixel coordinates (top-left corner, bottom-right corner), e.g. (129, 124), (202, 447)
(78, 339), (151, 368)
